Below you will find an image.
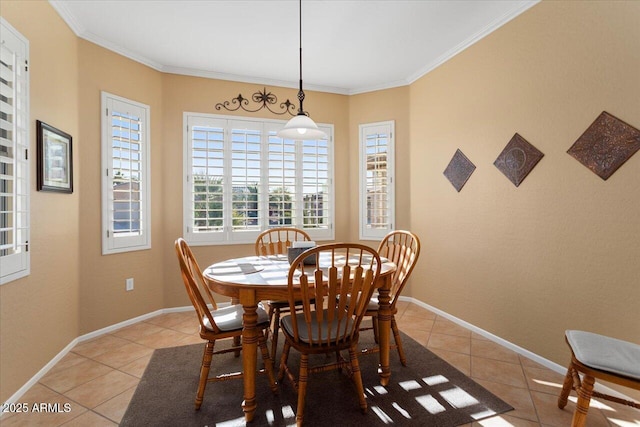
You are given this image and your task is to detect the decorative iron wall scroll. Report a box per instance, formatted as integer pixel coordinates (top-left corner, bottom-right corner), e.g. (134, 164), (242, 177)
(215, 87), (296, 116)
(494, 133), (544, 187)
(567, 111), (640, 180)
(443, 149), (476, 192)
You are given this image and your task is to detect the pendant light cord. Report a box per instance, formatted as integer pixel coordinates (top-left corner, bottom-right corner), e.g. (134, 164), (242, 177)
(297, 0), (306, 115)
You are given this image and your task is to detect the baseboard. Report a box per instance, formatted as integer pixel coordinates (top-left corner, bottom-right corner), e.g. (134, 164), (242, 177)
(2, 338), (79, 410)
(1, 304), (205, 406)
(399, 296), (633, 401)
(4, 299), (632, 406)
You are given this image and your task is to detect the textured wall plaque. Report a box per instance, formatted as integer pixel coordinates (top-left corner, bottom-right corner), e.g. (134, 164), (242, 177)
(443, 149), (476, 192)
(494, 133), (544, 187)
(567, 111), (640, 180)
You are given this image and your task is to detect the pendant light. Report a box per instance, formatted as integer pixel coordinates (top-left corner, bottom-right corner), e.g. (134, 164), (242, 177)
(277, 0), (327, 140)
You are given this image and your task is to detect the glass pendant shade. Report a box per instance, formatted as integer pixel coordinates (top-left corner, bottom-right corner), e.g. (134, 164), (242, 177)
(277, 113), (327, 140)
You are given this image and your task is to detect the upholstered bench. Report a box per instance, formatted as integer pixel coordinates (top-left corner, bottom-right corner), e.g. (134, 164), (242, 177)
(558, 330), (640, 426)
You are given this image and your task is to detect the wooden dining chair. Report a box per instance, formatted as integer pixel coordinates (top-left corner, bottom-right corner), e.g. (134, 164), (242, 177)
(175, 238), (277, 410)
(557, 330), (640, 427)
(255, 227), (312, 360)
(360, 230), (420, 366)
(278, 243), (382, 426)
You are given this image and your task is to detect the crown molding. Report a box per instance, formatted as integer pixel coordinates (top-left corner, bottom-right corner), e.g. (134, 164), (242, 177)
(406, 0), (540, 85)
(49, 0), (539, 96)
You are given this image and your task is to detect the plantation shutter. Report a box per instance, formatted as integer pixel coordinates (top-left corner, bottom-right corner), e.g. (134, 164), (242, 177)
(184, 114), (334, 245)
(359, 121), (395, 240)
(266, 129), (297, 227)
(0, 18), (30, 285)
(229, 120), (262, 236)
(184, 115), (226, 243)
(300, 136), (331, 229)
(101, 92), (151, 254)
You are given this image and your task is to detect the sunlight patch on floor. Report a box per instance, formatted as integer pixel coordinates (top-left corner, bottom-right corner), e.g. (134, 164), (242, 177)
(424, 374), (449, 386)
(215, 416), (246, 426)
(371, 405), (394, 424)
(365, 384), (388, 395)
(471, 409), (498, 420)
(415, 394), (447, 414)
(475, 415), (515, 426)
(392, 401), (412, 419)
(265, 409), (275, 424)
(532, 378), (562, 389)
(399, 379), (422, 391)
(281, 404), (295, 420)
(606, 416), (640, 427)
(439, 386), (480, 408)
(567, 395), (615, 411)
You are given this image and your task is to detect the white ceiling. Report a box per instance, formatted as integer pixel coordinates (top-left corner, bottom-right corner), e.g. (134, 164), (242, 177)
(50, 0), (538, 95)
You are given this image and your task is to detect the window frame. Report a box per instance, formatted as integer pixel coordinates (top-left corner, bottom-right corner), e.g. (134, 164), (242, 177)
(183, 112), (335, 246)
(358, 120), (395, 241)
(100, 91), (151, 255)
(0, 18), (30, 285)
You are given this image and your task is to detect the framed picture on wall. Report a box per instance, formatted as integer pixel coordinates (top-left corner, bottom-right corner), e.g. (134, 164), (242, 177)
(36, 120), (73, 193)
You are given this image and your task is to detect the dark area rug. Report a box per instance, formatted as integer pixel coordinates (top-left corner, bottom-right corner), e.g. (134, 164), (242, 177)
(121, 332), (512, 426)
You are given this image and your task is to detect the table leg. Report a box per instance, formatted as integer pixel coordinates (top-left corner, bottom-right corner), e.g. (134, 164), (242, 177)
(240, 290), (258, 422)
(377, 276), (392, 386)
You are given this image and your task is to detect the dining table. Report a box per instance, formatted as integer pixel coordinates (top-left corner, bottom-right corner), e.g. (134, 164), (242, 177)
(203, 253), (397, 422)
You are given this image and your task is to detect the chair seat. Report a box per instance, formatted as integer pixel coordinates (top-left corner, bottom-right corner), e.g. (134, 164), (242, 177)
(281, 310), (354, 343)
(338, 293), (380, 311)
(366, 294), (380, 311)
(204, 303), (269, 332)
(566, 330), (640, 380)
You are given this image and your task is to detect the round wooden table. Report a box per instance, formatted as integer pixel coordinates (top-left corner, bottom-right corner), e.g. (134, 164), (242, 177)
(203, 254), (396, 422)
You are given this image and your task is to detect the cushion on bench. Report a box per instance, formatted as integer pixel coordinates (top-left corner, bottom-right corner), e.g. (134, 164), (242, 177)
(566, 330), (640, 381)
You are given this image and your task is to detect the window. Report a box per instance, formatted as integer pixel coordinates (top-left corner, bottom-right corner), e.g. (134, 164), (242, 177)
(101, 92), (151, 254)
(183, 113), (334, 245)
(359, 121), (395, 240)
(0, 18), (30, 285)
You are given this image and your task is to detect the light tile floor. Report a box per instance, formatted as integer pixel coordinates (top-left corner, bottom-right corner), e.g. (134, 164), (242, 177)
(1, 302), (638, 426)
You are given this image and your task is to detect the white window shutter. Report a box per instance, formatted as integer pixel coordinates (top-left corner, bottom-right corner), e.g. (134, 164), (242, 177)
(183, 113), (334, 246)
(359, 121), (395, 241)
(0, 18), (30, 285)
(101, 92), (151, 255)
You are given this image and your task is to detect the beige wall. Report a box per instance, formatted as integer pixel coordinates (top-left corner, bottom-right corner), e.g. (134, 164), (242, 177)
(409, 0), (640, 372)
(77, 41), (165, 333)
(2, 0), (639, 404)
(0, 1), (80, 401)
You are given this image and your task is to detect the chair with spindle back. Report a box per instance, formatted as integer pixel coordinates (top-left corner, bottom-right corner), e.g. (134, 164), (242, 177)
(278, 243), (382, 426)
(360, 230), (420, 366)
(175, 238), (277, 410)
(255, 227), (312, 361)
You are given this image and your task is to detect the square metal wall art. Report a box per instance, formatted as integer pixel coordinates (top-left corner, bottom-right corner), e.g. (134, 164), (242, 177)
(493, 133), (544, 187)
(567, 111), (640, 180)
(443, 149), (476, 192)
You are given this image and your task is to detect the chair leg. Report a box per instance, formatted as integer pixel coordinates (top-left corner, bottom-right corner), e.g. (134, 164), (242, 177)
(391, 317), (406, 366)
(233, 335), (241, 358)
(295, 354), (309, 427)
(558, 365), (574, 409)
(195, 340), (215, 410)
(278, 341), (291, 382)
(348, 344), (367, 414)
(372, 315), (379, 344)
(258, 330), (278, 393)
(572, 374), (595, 427)
(270, 307), (281, 362)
